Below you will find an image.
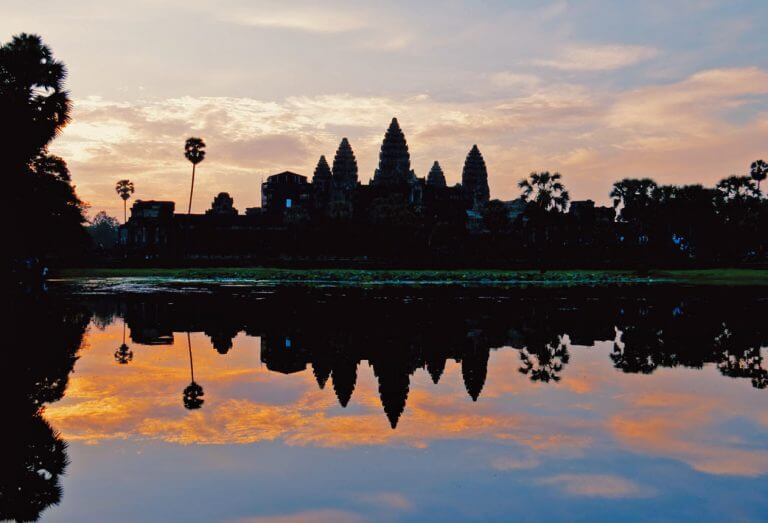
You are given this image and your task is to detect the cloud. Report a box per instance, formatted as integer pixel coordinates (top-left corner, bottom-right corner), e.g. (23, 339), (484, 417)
(489, 72), (542, 91)
(233, 509), (364, 523)
(538, 474), (654, 498)
(217, 6), (368, 33)
(533, 44), (659, 71)
(491, 455), (540, 471)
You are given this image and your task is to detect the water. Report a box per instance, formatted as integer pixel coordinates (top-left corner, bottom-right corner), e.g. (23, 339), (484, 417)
(5, 283), (767, 522)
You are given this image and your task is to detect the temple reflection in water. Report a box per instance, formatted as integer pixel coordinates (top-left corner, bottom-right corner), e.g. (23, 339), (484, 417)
(90, 286), (768, 428)
(4, 285), (768, 521)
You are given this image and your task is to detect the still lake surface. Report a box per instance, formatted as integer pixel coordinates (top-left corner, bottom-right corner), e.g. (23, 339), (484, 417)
(6, 280), (768, 522)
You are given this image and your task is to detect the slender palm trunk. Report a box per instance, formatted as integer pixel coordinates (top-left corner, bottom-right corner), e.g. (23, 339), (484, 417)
(122, 321), (126, 344)
(188, 164), (196, 214)
(187, 332), (195, 382)
(123, 199), (127, 223)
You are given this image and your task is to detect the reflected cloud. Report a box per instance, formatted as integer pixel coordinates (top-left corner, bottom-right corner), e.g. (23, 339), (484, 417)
(234, 509), (364, 523)
(537, 474), (654, 498)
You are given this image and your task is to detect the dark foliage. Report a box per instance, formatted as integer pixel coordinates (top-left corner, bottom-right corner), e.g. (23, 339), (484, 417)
(4, 34), (88, 271)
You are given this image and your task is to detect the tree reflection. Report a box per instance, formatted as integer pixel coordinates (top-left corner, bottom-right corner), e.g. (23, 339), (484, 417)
(2, 295), (88, 521)
(715, 323), (767, 390)
(114, 320), (133, 364)
(183, 332), (205, 410)
(519, 335), (569, 383)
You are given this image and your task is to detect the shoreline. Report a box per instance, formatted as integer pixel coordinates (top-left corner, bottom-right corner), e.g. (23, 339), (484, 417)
(52, 267), (768, 287)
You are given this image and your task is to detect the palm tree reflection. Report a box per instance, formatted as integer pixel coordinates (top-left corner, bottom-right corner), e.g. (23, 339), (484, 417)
(114, 320), (133, 365)
(183, 332), (205, 409)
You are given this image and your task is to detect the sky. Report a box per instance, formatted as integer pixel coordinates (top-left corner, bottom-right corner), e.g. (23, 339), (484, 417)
(3, 0), (768, 220)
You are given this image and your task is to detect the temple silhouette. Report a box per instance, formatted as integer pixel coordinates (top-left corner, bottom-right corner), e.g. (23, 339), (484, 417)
(118, 117), (614, 260)
(90, 286), (768, 428)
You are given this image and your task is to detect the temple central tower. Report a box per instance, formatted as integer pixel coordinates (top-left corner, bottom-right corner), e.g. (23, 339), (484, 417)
(462, 145), (490, 210)
(372, 118), (412, 187)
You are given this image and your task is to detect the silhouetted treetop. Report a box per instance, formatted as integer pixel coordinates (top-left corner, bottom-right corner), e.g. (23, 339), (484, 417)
(519, 171), (569, 212)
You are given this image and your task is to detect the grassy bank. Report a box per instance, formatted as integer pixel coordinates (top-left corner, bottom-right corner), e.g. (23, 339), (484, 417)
(54, 267), (768, 286)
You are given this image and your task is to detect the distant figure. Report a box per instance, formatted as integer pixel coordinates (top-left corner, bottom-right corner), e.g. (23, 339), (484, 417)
(184, 137), (206, 214)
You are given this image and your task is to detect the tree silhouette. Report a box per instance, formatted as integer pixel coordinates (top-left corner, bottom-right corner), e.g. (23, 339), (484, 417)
(610, 178), (659, 220)
(184, 137), (206, 214)
(715, 176), (760, 203)
(750, 159), (767, 194)
(182, 332), (204, 409)
(1, 33), (71, 170)
(87, 211), (119, 250)
(518, 171), (570, 212)
(4, 33), (88, 266)
(115, 179), (135, 222)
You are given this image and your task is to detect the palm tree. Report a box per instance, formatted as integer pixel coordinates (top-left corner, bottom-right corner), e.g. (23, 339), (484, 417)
(518, 171), (570, 212)
(114, 179), (134, 222)
(182, 332), (204, 409)
(715, 175), (760, 203)
(184, 137), (206, 214)
(1, 33), (71, 170)
(750, 159), (767, 194)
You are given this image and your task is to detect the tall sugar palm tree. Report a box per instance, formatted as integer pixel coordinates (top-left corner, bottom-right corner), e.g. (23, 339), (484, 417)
(1, 33), (72, 170)
(751, 159), (767, 194)
(184, 137), (206, 214)
(115, 179), (134, 222)
(518, 171), (570, 212)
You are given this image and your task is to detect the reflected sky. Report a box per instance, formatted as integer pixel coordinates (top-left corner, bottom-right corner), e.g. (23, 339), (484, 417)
(11, 286), (768, 522)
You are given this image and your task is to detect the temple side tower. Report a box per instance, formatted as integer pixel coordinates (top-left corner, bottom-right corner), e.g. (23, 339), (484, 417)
(330, 138), (358, 213)
(331, 138), (358, 191)
(462, 145), (490, 209)
(426, 161), (447, 188)
(312, 155), (332, 209)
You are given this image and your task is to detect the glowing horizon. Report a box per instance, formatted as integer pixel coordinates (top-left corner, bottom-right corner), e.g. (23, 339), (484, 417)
(3, 1), (767, 221)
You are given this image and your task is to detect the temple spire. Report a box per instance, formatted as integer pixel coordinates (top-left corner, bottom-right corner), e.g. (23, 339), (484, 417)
(312, 155), (331, 183)
(462, 144), (490, 209)
(427, 161), (447, 188)
(372, 117), (412, 187)
(331, 138), (358, 189)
